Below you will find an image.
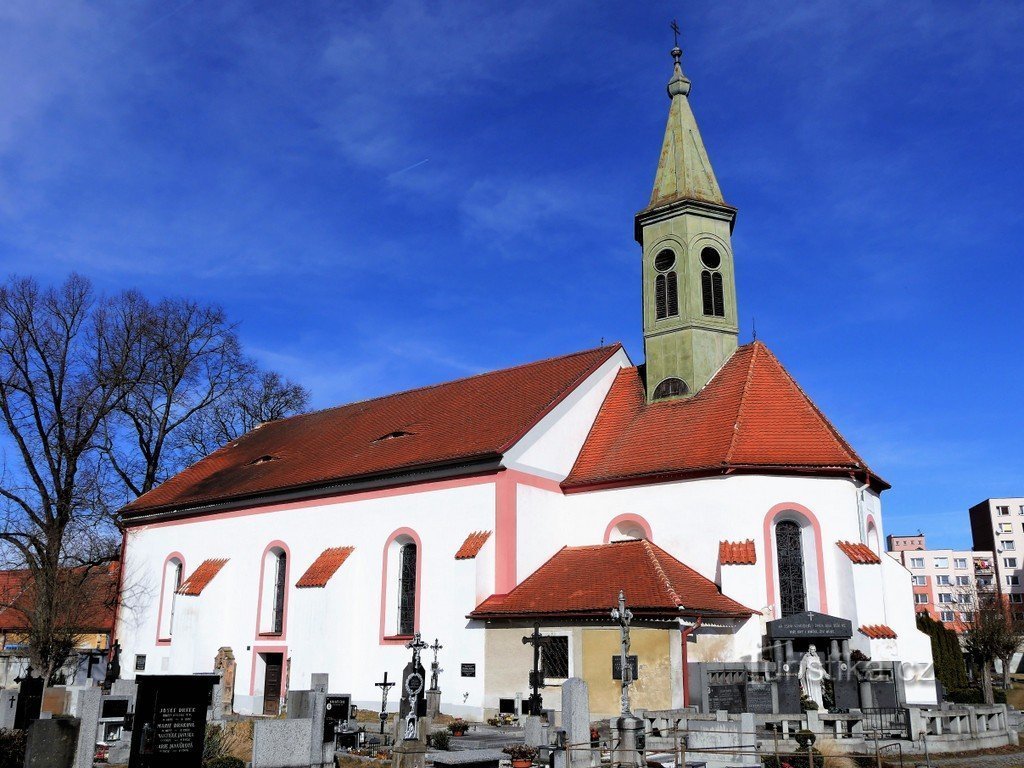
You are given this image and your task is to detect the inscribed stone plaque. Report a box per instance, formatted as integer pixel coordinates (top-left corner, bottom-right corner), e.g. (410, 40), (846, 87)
(25, 717), (79, 768)
(323, 694), (352, 742)
(611, 655), (639, 681)
(128, 674), (217, 768)
(765, 611), (852, 640)
(776, 676), (801, 714)
(707, 684), (745, 714)
(745, 682), (773, 714)
(461, 663), (476, 677)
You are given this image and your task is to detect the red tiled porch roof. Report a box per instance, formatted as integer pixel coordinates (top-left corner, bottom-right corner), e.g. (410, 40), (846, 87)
(719, 540), (756, 565)
(296, 547), (354, 588)
(177, 559), (229, 596)
(470, 539), (752, 621)
(837, 541), (882, 565)
(122, 345), (621, 519)
(563, 342), (885, 492)
(859, 624), (897, 640)
(455, 531), (491, 560)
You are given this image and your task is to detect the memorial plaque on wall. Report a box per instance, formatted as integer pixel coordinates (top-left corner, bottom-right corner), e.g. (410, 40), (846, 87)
(765, 611), (852, 641)
(129, 675), (217, 768)
(611, 655), (639, 681)
(461, 663), (476, 677)
(707, 684), (745, 714)
(745, 682), (773, 714)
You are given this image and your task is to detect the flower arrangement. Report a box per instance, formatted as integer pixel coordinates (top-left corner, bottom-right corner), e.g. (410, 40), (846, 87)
(447, 718), (468, 736)
(502, 744), (538, 763)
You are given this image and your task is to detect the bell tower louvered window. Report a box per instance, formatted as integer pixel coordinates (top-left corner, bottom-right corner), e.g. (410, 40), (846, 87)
(653, 249), (678, 320)
(397, 542), (417, 636)
(700, 247), (725, 317)
(775, 520), (806, 617)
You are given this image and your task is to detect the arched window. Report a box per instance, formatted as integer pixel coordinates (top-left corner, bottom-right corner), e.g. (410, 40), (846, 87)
(653, 249), (678, 319)
(775, 521), (806, 617)
(397, 541), (417, 636)
(700, 247), (725, 317)
(157, 554), (184, 641)
(604, 514), (654, 543)
(258, 545), (288, 636)
(652, 377), (688, 400)
(382, 530), (421, 640)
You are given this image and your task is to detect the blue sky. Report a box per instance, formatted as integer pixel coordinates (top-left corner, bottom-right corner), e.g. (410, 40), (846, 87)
(1, 1), (1021, 548)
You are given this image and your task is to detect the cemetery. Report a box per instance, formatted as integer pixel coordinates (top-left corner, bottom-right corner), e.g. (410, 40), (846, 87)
(1, 592), (1022, 768)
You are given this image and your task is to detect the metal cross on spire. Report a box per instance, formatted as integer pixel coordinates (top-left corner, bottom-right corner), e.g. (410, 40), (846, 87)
(375, 671), (395, 734)
(429, 637), (444, 691)
(611, 589), (635, 716)
(670, 19), (681, 47)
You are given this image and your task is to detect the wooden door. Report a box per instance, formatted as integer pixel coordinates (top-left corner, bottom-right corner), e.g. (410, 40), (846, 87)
(263, 654), (283, 716)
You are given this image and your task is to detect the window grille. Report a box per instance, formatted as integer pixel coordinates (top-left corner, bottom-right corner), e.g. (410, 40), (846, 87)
(541, 636), (569, 679)
(272, 552), (287, 635)
(398, 543), (417, 636)
(776, 520), (806, 617)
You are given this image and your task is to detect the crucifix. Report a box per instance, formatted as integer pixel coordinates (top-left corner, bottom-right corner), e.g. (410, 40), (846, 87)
(670, 19), (681, 48)
(402, 633), (429, 740)
(429, 638), (443, 691)
(611, 589), (634, 716)
(374, 671), (395, 734)
(521, 623), (545, 716)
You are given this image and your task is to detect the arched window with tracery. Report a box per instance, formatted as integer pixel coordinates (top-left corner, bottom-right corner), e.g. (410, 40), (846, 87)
(775, 520), (806, 617)
(397, 541), (417, 636)
(700, 247), (725, 317)
(382, 529), (421, 640)
(654, 249), (678, 319)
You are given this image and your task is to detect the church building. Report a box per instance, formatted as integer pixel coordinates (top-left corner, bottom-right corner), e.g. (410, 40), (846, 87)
(115, 43), (935, 719)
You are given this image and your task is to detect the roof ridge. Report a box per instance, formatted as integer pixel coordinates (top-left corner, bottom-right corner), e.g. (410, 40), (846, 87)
(641, 540), (683, 607)
(725, 342), (759, 464)
(755, 343), (867, 468)
(274, 344), (624, 425)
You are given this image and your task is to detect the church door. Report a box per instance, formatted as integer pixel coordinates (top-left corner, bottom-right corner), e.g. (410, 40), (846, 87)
(262, 653), (283, 716)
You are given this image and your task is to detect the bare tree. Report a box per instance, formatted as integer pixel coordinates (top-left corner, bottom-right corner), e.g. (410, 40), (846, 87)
(0, 275), (142, 680)
(103, 298), (247, 502)
(962, 589), (1024, 704)
(183, 368), (309, 457)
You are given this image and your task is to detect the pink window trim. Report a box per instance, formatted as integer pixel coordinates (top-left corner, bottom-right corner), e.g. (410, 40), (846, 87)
(248, 644), (288, 699)
(865, 514), (879, 555)
(155, 552), (185, 646)
(762, 502), (828, 615)
(254, 541), (291, 641)
(379, 528), (423, 645)
(603, 513), (654, 544)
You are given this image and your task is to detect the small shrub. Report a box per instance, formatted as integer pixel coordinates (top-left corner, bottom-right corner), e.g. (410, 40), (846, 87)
(799, 695), (819, 711)
(503, 744), (538, 761)
(205, 756), (246, 768)
(430, 730), (451, 750)
(0, 729), (26, 768)
(204, 723), (224, 761)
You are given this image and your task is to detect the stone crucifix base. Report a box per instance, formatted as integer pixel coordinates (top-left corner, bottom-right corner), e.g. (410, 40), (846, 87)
(426, 690), (441, 719)
(392, 741), (428, 768)
(610, 716), (643, 768)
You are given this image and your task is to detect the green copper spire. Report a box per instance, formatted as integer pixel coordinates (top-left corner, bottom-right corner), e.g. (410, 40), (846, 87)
(636, 41), (739, 402)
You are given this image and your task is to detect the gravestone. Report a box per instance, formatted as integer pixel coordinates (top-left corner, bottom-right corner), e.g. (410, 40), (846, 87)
(561, 678), (591, 768)
(25, 716), (80, 768)
(212, 647), (236, 719)
(0, 690), (18, 730)
(745, 681), (773, 714)
(830, 661), (859, 711)
(776, 676), (801, 714)
(393, 635), (429, 768)
(14, 670), (44, 729)
(252, 718), (314, 768)
(74, 686), (103, 768)
(128, 674), (217, 768)
(524, 715), (544, 747)
(324, 694), (352, 742)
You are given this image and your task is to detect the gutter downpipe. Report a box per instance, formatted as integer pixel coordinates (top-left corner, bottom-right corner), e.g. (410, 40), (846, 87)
(679, 613), (703, 707)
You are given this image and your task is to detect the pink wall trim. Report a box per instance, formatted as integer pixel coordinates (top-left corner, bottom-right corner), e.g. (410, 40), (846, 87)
(248, 644), (288, 700)
(495, 472), (518, 594)
(504, 469), (563, 493)
(603, 513), (654, 544)
(155, 552), (185, 646)
(379, 527), (423, 645)
(762, 502), (829, 616)
(130, 473), (500, 531)
(254, 540), (291, 641)
(865, 514), (879, 554)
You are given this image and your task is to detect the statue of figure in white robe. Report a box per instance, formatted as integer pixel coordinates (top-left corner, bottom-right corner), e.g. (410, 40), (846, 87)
(798, 644), (830, 710)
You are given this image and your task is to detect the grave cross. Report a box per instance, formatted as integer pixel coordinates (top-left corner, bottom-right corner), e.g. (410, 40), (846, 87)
(406, 633), (428, 667)
(521, 623), (545, 716)
(375, 671), (395, 734)
(611, 589), (634, 716)
(429, 638), (444, 691)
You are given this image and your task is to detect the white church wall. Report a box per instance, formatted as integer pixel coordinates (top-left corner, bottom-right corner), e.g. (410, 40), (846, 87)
(118, 479), (498, 716)
(880, 554), (937, 704)
(502, 351), (630, 481)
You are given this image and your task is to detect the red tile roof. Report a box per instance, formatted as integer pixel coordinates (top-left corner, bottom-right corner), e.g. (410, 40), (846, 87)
(470, 539), (752, 620)
(122, 346), (621, 518)
(837, 541), (882, 565)
(859, 624), (897, 640)
(455, 531), (492, 560)
(177, 559), (229, 596)
(719, 540), (757, 565)
(0, 564), (118, 633)
(296, 547), (354, 588)
(563, 342), (885, 491)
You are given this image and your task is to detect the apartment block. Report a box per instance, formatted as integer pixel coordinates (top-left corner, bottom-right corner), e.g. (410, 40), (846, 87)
(886, 533), (993, 631)
(969, 497), (1024, 618)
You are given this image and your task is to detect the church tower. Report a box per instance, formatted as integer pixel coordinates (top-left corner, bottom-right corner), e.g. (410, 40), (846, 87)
(636, 42), (739, 401)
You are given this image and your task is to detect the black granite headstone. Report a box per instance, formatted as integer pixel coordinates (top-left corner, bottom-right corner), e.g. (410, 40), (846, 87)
(707, 684), (745, 713)
(745, 682), (773, 714)
(129, 674), (217, 768)
(870, 681), (897, 708)
(13, 673), (43, 730)
(324, 694), (352, 742)
(829, 662), (859, 711)
(397, 659), (427, 741)
(25, 716), (79, 768)
(776, 676), (801, 714)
